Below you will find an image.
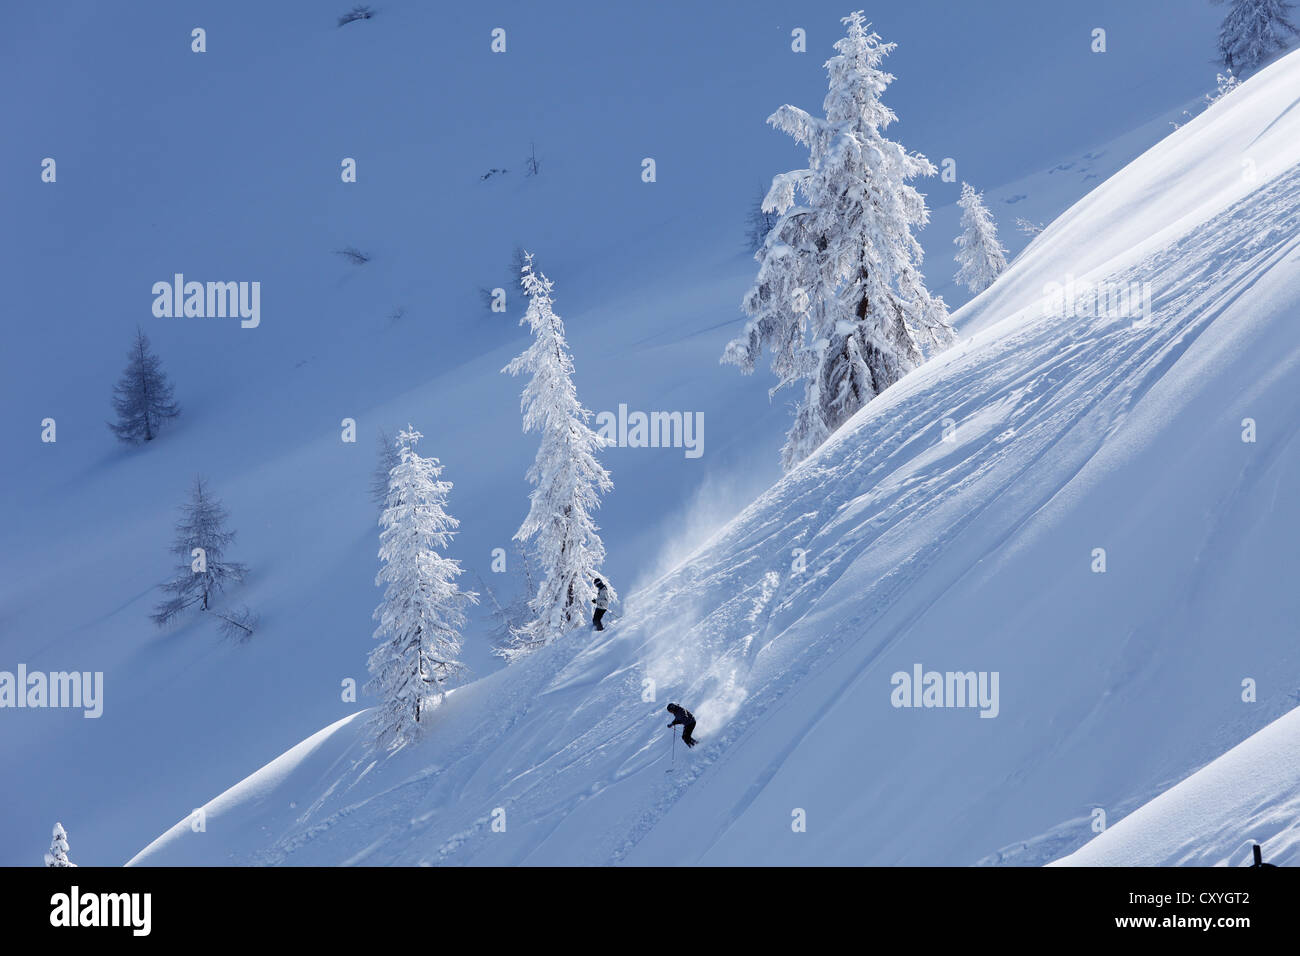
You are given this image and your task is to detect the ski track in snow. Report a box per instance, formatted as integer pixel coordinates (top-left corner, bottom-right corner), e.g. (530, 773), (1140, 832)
(203, 162), (1300, 867)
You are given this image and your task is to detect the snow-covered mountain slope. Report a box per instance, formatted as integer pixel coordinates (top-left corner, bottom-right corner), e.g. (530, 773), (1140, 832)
(130, 48), (1300, 866)
(1052, 705), (1300, 867)
(1, 2), (1229, 868)
(925, 105), (1208, 308)
(957, 52), (1300, 338)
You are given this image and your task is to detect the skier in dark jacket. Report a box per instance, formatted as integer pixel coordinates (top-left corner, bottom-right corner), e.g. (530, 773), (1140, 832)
(591, 577), (610, 630)
(666, 702), (697, 747)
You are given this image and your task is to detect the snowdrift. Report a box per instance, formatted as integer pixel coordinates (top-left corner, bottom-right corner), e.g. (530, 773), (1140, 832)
(132, 49), (1300, 866)
(1051, 705), (1300, 867)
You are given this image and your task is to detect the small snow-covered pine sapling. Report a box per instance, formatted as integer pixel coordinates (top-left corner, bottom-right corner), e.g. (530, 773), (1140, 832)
(152, 476), (248, 628)
(45, 823), (76, 867)
(108, 326), (180, 444)
(501, 254), (614, 653)
(953, 182), (1009, 295)
(1214, 0), (1300, 73)
(1205, 69), (1241, 106)
(724, 12), (954, 472)
(367, 428), (477, 749)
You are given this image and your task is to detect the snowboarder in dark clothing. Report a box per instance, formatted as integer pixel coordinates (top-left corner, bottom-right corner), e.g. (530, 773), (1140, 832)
(666, 702), (697, 747)
(592, 576), (610, 630)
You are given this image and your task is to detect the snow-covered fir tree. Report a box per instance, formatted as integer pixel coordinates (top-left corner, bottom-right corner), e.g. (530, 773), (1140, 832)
(1215, 0), (1300, 73)
(723, 11), (954, 471)
(109, 326), (180, 443)
(152, 476), (248, 627)
(953, 182), (1008, 294)
(502, 254), (613, 654)
(367, 427), (477, 749)
(44, 822), (76, 867)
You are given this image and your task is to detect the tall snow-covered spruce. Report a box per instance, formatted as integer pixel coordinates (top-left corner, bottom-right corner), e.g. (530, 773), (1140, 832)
(953, 182), (1008, 294)
(1215, 0), (1300, 73)
(502, 254), (613, 657)
(724, 11), (954, 471)
(44, 822), (76, 867)
(108, 326), (180, 444)
(368, 427), (477, 750)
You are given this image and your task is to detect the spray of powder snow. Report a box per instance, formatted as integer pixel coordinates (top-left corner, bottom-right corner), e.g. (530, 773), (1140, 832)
(619, 471), (788, 737)
(626, 466), (775, 598)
